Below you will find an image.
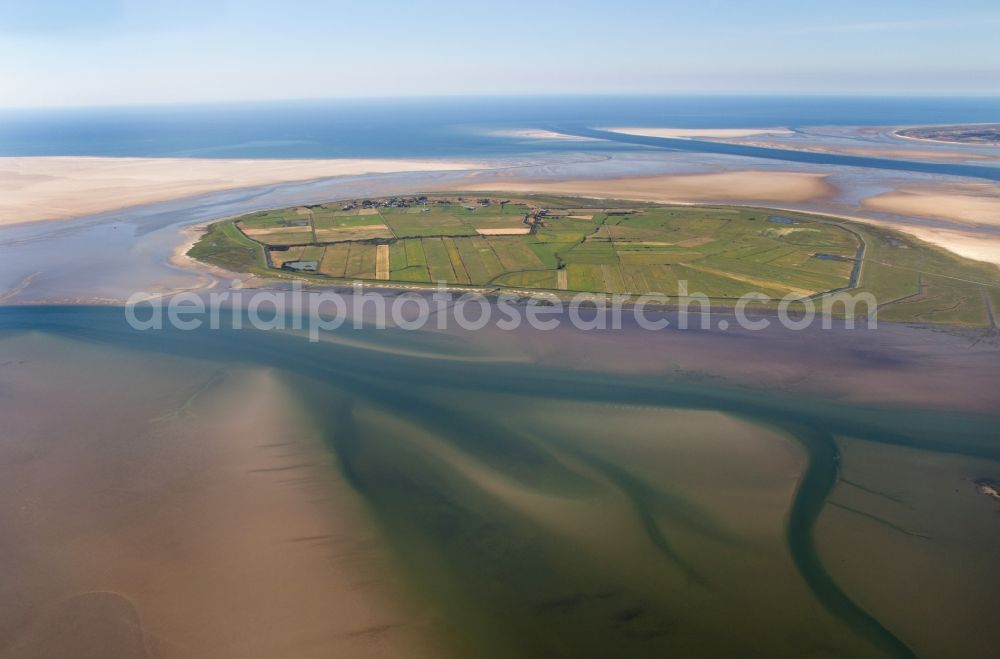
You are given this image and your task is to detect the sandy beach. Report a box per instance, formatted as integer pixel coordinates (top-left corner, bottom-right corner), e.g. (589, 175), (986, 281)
(0, 157), (481, 226)
(458, 170), (834, 204)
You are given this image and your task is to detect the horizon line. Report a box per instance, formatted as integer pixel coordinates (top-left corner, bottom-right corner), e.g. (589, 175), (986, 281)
(4, 91), (1000, 113)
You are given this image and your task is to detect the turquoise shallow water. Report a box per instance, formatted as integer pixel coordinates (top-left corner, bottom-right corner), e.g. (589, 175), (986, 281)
(3, 305), (998, 657)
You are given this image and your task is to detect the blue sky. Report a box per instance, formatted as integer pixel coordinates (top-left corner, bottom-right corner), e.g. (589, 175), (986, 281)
(1, 0), (998, 107)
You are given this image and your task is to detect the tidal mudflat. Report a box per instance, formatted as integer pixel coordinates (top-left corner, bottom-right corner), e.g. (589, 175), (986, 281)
(817, 436), (1000, 658)
(0, 328), (441, 659)
(1, 305), (997, 658)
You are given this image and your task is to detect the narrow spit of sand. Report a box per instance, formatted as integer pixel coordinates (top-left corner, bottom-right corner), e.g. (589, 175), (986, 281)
(0, 156), (482, 226)
(490, 129), (598, 141)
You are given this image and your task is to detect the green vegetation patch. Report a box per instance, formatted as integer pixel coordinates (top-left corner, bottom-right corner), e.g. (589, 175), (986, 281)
(312, 208), (384, 228)
(188, 221), (267, 274)
(345, 243), (378, 279)
(404, 238), (427, 267)
(496, 270), (560, 289)
(319, 243), (350, 277)
(454, 237), (506, 285)
(388, 242), (408, 270)
(383, 210), (478, 238)
(488, 238), (546, 271)
(444, 238), (472, 284)
(421, 237), (458, 281)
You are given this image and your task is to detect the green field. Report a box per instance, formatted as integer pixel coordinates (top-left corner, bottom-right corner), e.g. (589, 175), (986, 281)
(312, 207), (393, 242)
(235, 207), (315, 245)
(187, 220), (269, 274)
(189, 194), (1000, 327)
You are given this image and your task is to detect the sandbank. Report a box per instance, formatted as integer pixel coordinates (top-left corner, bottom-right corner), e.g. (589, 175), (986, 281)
(0, 156), (481, 226)
(894, 225), (1000, 265)
(457, 170), (834, 204)
(491, 129), (598, 141)
(605, 127), (794, 139)
(862, 183), (1000, 226)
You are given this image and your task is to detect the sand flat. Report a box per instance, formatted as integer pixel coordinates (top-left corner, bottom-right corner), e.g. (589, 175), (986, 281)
(458, 170), (834, 204)
(885, 225), (1000, 266)
(817, 436), (1000, 659)
(605, 127), (793, 139)
(491, 129), (599, 141)
(0, 156), (481, 226)
(862, 183), (1000, 226)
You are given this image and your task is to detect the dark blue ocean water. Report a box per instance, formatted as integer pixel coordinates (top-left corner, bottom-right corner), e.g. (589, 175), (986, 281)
(2, 95), (999, 159)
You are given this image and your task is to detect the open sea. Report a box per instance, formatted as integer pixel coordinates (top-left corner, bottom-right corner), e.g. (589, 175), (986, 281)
(3, 95), (1000, 159)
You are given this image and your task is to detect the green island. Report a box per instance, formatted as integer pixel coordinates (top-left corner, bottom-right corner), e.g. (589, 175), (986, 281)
(189, 194), (1000, 327)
